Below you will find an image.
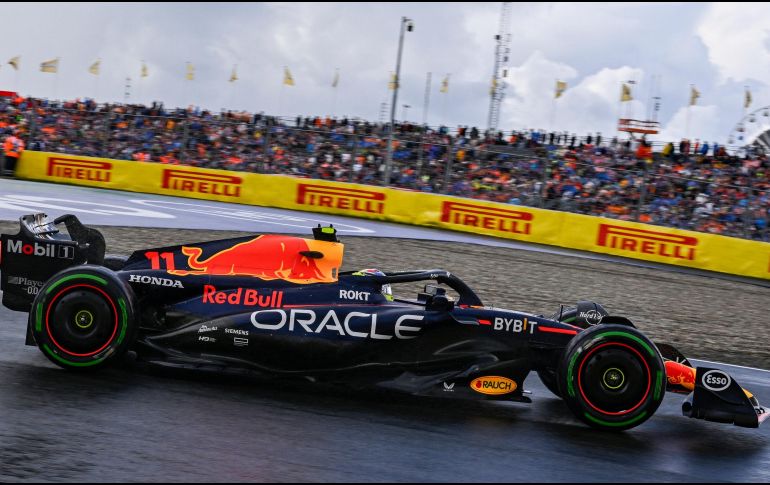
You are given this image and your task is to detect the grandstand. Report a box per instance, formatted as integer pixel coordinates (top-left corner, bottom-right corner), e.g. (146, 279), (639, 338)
(0, 95), (767, 242)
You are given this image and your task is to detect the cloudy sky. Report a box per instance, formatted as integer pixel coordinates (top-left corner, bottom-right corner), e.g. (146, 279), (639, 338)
(1, 2), (767, 144)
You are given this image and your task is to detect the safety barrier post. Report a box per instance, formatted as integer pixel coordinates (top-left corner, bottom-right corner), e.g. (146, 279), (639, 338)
(540, 156), (548, 208)
(262, 120), (271, 173)
(100, 110), (111, 158)
(442, 137), (454, 195)
(636, 160), (648, 222)
(349, 132), (358, 183)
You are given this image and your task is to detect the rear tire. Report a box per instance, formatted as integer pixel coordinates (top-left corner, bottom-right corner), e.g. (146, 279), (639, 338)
(30, 265), (137, 370)
(558, 324), (665, 431)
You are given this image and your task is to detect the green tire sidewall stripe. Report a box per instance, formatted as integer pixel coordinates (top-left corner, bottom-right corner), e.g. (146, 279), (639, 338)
(584, 411), (648, 428)
(654, 370), (664, 401)
(566, 330), (660, 401)
(117, 298), (128, 345)
(45, 274), (108, 295)
(35, 302), (43, 332)
(42, 344), (105, 368)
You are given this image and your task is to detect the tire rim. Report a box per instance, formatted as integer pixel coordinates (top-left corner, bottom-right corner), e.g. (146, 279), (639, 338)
(46, 284), (118, 357)
(577, 342), (651, 416)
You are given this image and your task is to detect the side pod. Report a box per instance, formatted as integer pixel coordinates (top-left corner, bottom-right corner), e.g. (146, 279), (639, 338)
(682, 367), (769, 428)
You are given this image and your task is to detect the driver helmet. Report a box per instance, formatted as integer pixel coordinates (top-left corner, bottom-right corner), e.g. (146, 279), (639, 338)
(351, 268), (393, 301)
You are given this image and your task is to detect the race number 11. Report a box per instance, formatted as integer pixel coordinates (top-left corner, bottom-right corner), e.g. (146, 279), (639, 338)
(145, 251), (176, 271)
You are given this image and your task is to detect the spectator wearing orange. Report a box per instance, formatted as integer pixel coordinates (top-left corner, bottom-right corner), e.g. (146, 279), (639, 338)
(3, 131), (25, 174)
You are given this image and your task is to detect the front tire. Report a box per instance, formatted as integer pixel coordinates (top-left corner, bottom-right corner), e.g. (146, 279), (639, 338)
(30, 265), (137, 370)
(558, 324), (665, 431)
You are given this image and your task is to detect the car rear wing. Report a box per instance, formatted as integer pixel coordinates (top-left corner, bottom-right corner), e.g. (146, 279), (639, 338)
(0, 213), (105, 312)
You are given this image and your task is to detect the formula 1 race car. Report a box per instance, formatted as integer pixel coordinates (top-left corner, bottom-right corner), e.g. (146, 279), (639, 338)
(1, 213), (767, 431)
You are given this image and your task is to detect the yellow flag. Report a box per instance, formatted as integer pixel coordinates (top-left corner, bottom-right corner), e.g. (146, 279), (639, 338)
(89, 59), (100, 76)
(332, 69), (339, 88)
(141, 61), (148, 78)
(690, 85), (700, 106)
(745, 88), (752, 109)
(8, 56), (19, 71)
(229, 65), (238, 83)
(440, 74), (449, 93)
(555, 80), (567, 99)
(388, 72), (397, 90)
(620, 83), (632, 102)
(40, 58), (59, 73)
(489, 76), (498, 96)
(185, 62), (194, 81)
(283, 67), (294, 86)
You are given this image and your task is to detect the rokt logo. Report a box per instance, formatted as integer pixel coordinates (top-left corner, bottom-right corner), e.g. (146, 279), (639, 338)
(470, 376), (517, 395)
(440, 201), (533, 235)
(162, 169), (242, 197)
(597, 224), (697, 261)
(47, 157), (112, 183)
(6, 239), (74, 259)
(296, 184), (385, 214)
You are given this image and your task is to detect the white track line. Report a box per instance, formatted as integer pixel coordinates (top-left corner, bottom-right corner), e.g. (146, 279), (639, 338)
(691, 359), (770, 374)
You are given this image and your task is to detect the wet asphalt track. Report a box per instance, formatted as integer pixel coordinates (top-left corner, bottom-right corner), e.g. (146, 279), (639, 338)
(1, 178), (770, 481)
(1, 303), (769, 482)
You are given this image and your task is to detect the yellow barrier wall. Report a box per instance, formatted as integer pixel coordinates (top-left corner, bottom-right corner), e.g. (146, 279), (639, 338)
(17, 151), (770, 280)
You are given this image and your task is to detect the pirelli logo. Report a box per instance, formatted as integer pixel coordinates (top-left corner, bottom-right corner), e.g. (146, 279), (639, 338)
(161, 169), (242, 198)
(47, 157), (112, 183)
(440, 201), (533, 235)
(296, 184), (385, 214)
(597, 224), (698, 261)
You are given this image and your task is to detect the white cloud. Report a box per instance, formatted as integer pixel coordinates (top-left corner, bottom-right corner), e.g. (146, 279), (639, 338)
(658, 105), (720, 142)
(697, 3), (770, 84)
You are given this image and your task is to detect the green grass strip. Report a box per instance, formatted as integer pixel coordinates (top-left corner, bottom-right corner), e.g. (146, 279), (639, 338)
(584, 411), (647, 428)
(46, 274), (107, 294)
(42, 344), (104, 368)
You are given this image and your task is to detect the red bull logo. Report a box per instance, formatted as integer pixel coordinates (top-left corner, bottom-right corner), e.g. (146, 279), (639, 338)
(597, 224), (698, 261)
(203, 285), (284, 307)
(440, 201), (533, 235)
(47, 157), (112, 183)
(169, 235), (343, 284)
(162, 169), (242, 198)
(296, 184), (385, 214)
(665, 360), (696, 391)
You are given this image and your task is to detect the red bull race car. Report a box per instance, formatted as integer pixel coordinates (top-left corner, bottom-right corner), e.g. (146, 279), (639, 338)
(1, 213), (767, 431)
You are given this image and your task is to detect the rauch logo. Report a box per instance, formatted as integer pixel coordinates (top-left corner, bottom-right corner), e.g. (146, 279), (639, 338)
(296, 184), (385, 214)
(597, 224), (697, 261)
(47, 157), (112, 183)
(162, 169), (242, 198)
(470, 376), (517, 395)
(440, 201), (532, 235)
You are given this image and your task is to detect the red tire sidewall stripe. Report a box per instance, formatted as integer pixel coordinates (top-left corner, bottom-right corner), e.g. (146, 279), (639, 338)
(45, 283), (119, 358)
(577, 341), (651, 417)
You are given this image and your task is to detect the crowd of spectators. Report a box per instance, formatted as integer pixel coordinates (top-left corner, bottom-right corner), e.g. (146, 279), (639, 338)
(0, 95), (767, 241)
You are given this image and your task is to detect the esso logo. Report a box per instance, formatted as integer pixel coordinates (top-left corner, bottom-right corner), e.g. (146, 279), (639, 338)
(702, 370), (731, 392)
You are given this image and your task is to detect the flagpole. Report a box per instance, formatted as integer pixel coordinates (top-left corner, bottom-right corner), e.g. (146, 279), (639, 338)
(422, 72), (431, 127)
(331, 67), (339, 118)
(53, 59), (59, 100)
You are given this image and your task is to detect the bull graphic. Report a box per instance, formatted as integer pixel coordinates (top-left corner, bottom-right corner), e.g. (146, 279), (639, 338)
(169, 235), (343, 284)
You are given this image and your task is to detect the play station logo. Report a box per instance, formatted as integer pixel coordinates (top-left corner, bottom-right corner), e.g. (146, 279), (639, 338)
(6, 239), (75, 259)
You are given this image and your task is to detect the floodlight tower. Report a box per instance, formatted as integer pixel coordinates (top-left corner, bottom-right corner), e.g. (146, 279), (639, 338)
(487, 2), (512, 132)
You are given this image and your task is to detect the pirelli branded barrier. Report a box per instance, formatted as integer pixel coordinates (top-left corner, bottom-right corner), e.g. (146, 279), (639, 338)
(17, 151), (770, 280)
